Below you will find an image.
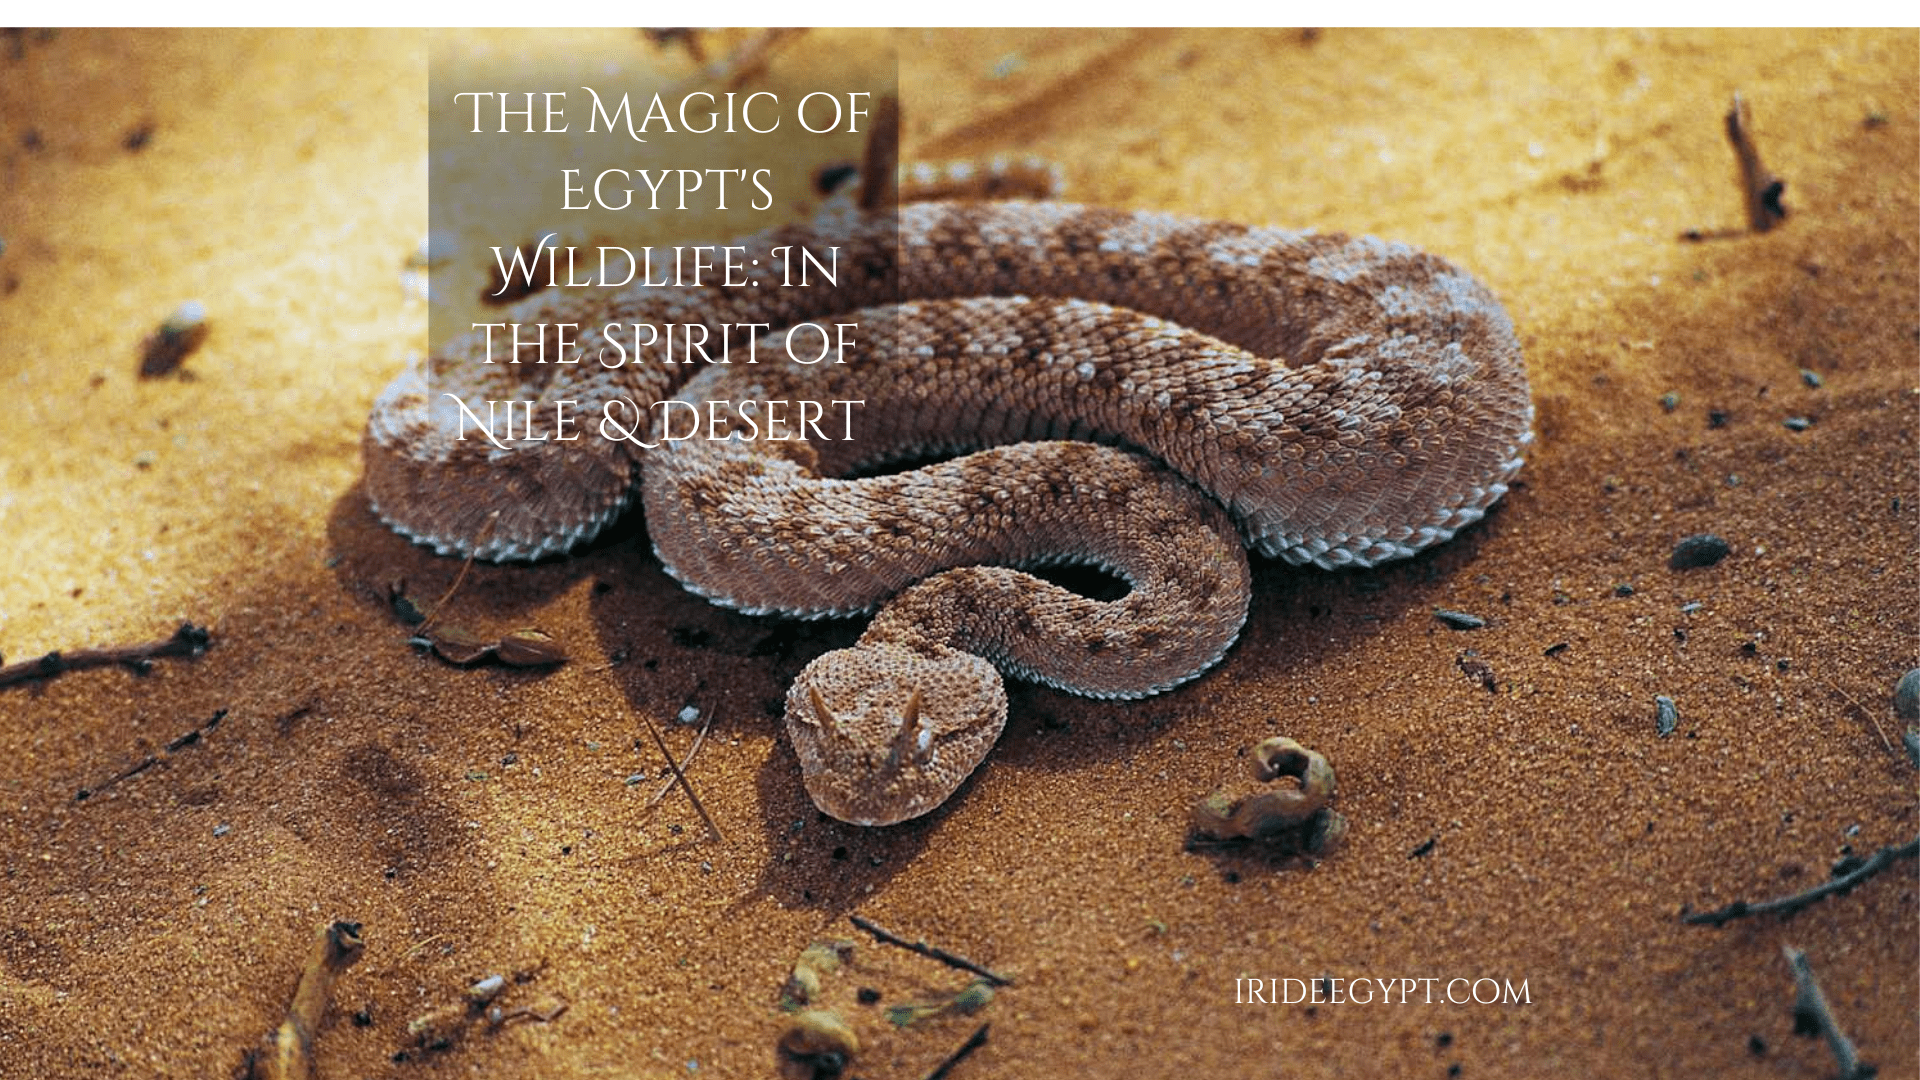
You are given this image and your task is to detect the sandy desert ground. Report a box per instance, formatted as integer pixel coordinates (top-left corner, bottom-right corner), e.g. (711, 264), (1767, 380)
(0, 27), (1915, 1080)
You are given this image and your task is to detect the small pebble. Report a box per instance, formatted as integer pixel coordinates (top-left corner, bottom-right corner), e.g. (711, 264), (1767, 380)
(1669, 534), (1731, 570)
(212, 823), (230, 837)
(1782, 416), (1813, 432)
(1654, 696), (1679, 737)
(1893, 668), (1920, 723)
(163, 300), (205, 335)
(1433, 608), (1485, 630)
(1613, 582), (1635, 597)
(1799, 369), (1824, 389)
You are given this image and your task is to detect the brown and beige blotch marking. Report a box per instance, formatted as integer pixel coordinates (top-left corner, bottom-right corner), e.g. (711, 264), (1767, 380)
(363, 200), (1532, 824)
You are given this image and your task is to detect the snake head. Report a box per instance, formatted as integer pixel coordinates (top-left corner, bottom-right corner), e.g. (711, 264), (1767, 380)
(786, 641), (1009, 826)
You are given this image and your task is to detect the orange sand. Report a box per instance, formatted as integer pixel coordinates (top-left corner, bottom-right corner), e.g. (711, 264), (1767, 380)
(0, 28), (1915, 1080)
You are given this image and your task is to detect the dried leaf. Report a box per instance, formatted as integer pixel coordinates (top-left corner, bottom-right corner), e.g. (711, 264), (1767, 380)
(430, 626), (495, 665)
(496, 628), (567, 667)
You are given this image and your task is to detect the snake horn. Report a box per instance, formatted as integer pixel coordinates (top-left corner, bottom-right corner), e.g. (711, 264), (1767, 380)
(806, 685), (840, 731)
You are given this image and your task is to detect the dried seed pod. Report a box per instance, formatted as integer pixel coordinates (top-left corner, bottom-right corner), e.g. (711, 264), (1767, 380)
(1232, 791), (1323, 840)
(1189, 738), (1342, 852)
(1187, 792), (1240, 839)
(1250, 737), (1335, 801)
(950, 978), (995, 1015)
(784, 964), (825, 1008)
(429, 625), (495, 665)
(1307, 809), (1350, 855)
(885, 978), (995, 1027)
(777, 1009), (859, 1080)
(783, 940), (855, 1008)
(496, 628), (567, 667)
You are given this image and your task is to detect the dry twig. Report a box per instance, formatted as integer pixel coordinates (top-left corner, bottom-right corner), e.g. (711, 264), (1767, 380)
(1684, 835), (1919, 927)
(245, 921), (364, 1080)
(74, 706), (228, 802)
(0, 622), (211, 688)
(645, 708), (716, 811)
(639, 710), (722, 843)
(1819, 675), (1894, 755)
(413, 512), (497, 637)
(1679, 91), (1789, 241)
(848, 915), (1012, 987)
(1782, 946), (1874, 1080)
(923, 1023), (991, 1080)
(651, 28), (805, 93)
(1727, 92), (1787, 233)
(640, 28), (707, 67)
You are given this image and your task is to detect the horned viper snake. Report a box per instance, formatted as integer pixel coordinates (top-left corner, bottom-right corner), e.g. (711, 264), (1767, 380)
(364, 195), (1532, 825)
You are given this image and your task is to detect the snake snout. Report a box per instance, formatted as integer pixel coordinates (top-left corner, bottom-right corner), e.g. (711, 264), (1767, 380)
(785, 642), (1009, 826)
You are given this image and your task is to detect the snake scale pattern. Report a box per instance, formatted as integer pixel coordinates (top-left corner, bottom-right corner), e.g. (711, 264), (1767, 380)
(364, 192), (1532, 825)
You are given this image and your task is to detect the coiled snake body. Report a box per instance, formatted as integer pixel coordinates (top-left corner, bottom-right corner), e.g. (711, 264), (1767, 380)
(365, 199), (1532, 825)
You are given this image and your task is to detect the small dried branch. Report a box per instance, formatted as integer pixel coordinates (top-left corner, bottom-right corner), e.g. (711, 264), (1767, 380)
(1678, 91), (1790, 242)
(1818, 675), (1893, 755)
(848, 915), (1012, 987)
(1782, 946), (1874, 1080)
(245, 921), (364, 1080)
(413, 512), (497, 637)
(638, 710), (722, 843)
(75, 706), (228, 802)
(1683, 835), (1919, 927)
(0, 622), (211, 688)
(923, 1022), (991, 1080)
(645, 708), (715, 811)
(1727, 92), (1788, 233)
